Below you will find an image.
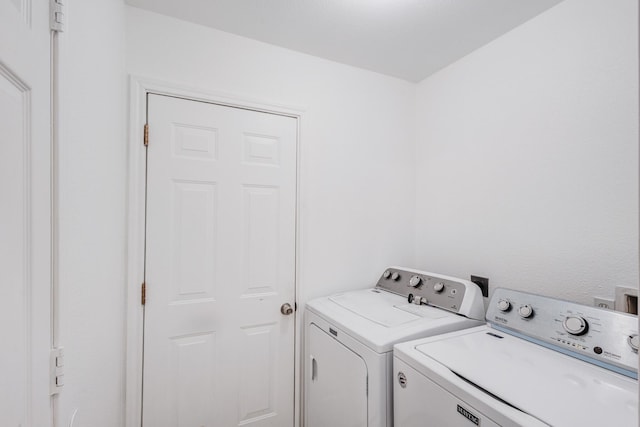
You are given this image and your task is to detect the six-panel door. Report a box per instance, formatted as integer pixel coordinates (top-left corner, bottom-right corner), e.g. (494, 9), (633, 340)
(143, 94), (297, 427)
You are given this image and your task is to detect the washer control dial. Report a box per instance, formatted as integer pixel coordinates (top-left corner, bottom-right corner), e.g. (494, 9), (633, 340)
(409, 275), (422, 287)
(562, 316), (589, 335)
(433, 282), (445, 293)
(383, 270), (391, 279)
(563, 316), (588, 336)
(518, 304), (534, 318)
(628, 335), (639, 353)
(391, 272), (400, 281)
(497, 299), (511, 312)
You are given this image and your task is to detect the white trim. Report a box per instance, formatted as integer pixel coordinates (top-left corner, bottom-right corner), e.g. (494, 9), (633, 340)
(49, 28), (60, 427)
(49, 26), (60, 363)
(125, 75), (305, 427)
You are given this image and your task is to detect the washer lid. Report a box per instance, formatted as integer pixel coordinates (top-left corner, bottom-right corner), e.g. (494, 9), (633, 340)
(415, 328), (638, 427)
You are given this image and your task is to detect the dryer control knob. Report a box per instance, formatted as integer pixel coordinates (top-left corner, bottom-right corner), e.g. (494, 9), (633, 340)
(433, 282), (445, 293)
(518, 304), (534, 318)
(391, 272), (401, 281)
(383, 270), (391, 279)
(409, 275), (422, 287)
(563, 316), (588, 336)
(628, 335), (639, 352)
(497, 299), (511, 312)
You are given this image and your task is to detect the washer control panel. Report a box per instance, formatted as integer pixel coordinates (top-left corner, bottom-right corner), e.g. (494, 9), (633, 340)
(376, 267), (483, 320)
(487, 288), (638, 375)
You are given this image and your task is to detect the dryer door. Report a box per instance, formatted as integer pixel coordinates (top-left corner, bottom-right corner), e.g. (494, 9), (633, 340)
(307, 324), (368, 427)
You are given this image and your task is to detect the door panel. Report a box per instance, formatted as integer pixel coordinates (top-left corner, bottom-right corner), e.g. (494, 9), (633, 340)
(171, 181), (217, 301)
(238, 322), (278, 424)
(143, 94), (297, 427)
(242, 184), (280, 295)
(0, 58), (30, 427)
(169, 332), (217, 425)
(0, 1), (51, 426)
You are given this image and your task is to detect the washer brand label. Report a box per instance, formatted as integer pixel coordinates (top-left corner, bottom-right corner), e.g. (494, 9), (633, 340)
(493, 316), (508, 324)
(603, 350), (622, 361)
(457, 404), (480, 425)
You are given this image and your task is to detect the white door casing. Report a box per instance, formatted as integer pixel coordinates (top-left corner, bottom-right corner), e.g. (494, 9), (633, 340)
(0, 1), (52, 427)
(143, 94), (297, 427)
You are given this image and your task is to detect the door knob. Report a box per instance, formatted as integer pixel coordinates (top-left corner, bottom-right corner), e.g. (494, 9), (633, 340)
(281, 303), (294, 315)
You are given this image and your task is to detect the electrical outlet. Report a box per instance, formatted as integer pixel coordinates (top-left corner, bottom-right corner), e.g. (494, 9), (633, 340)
(470, 275), (489, 298)
(593, 297), (614, 310)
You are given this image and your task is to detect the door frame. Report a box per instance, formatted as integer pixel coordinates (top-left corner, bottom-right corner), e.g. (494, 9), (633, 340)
(125, 75), (305, 427)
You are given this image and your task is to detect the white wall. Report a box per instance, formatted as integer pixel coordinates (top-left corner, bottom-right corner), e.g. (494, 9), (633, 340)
(414, 0), (638, 304)
(57, 1), (127, 426)
(51, 1), (637, 424)
(125, 6), (417, 302)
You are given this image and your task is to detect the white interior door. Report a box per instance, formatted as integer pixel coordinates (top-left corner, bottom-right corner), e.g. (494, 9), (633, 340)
(0, 1), (52, 427)
(143, 94), (297, 427)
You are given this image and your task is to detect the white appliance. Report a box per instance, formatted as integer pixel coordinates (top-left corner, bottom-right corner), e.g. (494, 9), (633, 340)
(304, 267), (485, 427)
(394, 288), (639, 427)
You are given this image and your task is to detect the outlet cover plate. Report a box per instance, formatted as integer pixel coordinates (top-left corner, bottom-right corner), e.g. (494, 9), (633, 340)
(614, 286), (638, 314)
(470, 275), (489, 298)
(593, 296), (614, 310)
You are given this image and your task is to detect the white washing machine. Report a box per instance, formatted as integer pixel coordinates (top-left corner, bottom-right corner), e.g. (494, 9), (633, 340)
(394, 288), (638, 427)
(304, 267), (485, 427)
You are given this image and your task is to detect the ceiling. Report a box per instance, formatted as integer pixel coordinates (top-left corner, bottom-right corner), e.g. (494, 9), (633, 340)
(125, 0), (564, 82)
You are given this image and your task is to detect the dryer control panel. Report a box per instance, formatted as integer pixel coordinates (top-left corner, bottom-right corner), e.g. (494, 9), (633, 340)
(375, 267), (484, 320)
(487, 288), (638, 377)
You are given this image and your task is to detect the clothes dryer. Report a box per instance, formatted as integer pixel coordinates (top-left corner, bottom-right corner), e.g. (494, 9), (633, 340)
(304, 267), (485, 427)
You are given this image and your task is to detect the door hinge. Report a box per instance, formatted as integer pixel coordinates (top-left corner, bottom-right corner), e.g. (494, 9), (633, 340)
(143, 123), (149, 147)
(50, 347), (65, 395)
(49, 0), (66, 32)
(141, 282), (146, 305)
